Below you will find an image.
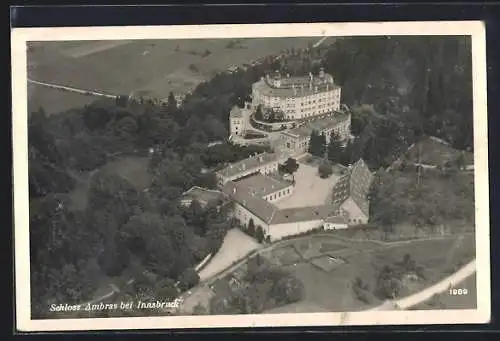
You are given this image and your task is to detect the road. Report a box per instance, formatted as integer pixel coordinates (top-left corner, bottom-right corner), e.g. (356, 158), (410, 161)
(368, 259), (476, 311)
(28, 78), (118, 99)
(313, 36), (329, 48)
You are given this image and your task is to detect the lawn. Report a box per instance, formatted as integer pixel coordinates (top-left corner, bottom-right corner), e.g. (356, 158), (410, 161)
(405, 136), (474, 166)
(28, 83), (96, 115)
(27, 37), (318, 111)
(261, 245), (303, 266)
(261, 234), (475, 313)
(67, 156), (151, 211)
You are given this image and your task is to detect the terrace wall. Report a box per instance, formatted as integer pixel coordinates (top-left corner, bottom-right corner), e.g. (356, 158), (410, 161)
(269, 219), (324, 241)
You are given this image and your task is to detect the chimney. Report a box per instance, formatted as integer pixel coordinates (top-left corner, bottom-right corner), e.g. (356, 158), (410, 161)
(287, 73), (290, 78)
(259, 155), (264, 162)
(233, 187), (237, 194)
(319, 67), (325, 78)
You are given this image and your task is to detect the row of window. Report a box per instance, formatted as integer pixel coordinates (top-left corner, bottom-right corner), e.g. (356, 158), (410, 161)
(264, 187), (291, 201)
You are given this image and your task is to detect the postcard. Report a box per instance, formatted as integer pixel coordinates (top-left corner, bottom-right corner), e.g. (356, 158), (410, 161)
(12, 21), (490, 331)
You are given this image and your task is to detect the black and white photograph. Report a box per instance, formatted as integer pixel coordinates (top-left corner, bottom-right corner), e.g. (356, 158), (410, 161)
(12, 22), (490, 331)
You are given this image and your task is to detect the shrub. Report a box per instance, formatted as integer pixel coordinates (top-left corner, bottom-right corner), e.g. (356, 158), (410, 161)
(247, 218), (256, 236)
(318, 162), (333, 178)
(255, 226), (265, 243)
(178, 268), (200, 292)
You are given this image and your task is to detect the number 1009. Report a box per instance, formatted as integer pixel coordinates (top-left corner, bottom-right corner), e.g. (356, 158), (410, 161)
(449, 288), (468, 296)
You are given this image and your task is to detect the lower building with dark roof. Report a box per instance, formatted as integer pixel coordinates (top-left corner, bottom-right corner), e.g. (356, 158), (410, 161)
(221, 169), (358, 242)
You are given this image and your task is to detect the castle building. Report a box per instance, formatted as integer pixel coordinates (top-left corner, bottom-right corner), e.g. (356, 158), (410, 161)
(331, 159), (374, 225)
(220, 157), (372, 242)
(215, 152), (280, 188)
(278, 112), (351, 154)
(229, 102), (253, 137)
(251, 68), (342, 120)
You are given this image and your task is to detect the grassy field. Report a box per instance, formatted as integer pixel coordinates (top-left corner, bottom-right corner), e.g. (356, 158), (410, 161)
(67, 156), (151, 211)
(100, 155), (152, 191)
(27, 83), (96, 115)
(27, 37), (318, 114)
(410, 273), (477, 310)
(260, 234), (475, 313)
(405, 137), (474, 166)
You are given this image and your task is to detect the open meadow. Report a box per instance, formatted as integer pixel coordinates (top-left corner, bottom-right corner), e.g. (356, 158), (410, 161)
(27, 37), (318, 114)
(67, 156), (151, 211)
(259, 233), (475, 313)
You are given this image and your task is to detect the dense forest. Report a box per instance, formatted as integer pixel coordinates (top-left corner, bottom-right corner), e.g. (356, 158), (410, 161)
(28, 36), (473, 317)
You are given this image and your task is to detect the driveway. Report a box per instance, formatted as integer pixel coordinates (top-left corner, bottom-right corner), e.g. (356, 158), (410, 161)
(275, 162), (339, 209)
(198, 228), (261, 281)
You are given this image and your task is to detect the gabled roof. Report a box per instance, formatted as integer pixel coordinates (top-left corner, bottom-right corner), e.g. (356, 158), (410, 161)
(216, 152), (279, 179)
(222, 181), (277, 224)
(285, 113), (350, 139)
(233, 173), (292, 198)
(331, 158), (373, 217)
(229, 106), (245, 118)
(180, 186), (225, 206)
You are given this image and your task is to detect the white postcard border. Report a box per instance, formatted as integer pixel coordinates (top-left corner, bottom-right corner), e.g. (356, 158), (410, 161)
(12, 21), (490, 332)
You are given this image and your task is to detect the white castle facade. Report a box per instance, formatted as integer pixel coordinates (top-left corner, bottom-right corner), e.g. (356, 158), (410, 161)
(251, 68), (342, 120)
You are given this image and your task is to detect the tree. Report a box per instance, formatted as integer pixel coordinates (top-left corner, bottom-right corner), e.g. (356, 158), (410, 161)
(255, 226), (265, 243)
(178, 267), (200, 292)
(270, 275), (304, 304)
(155, 278), (179, 300)
(254, 105), (263, 121)
(454, 152), (466, 171)
(375, 265), (402, 300)
(308, 130), (319, 155)
(193, 303), (207, 315)
(282, 157), (299, 180)
(340, 139), (353, 166)
(247, 218), (256, 236)
(327, 131), (343, 163)
(189, 64), (199, 73)
(318, 162), (333, 178)
(167, 91), (177, 112)
(309, 130), (327, 158)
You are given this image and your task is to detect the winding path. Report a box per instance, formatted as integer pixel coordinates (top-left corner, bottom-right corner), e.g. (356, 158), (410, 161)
(179, 232), (473, 313)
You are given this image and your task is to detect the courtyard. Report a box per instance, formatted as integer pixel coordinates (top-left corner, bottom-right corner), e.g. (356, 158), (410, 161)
(275, 161), (340, 209)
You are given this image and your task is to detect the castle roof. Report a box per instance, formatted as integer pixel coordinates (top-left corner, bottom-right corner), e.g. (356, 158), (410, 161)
(331, 158), (373, 217)
(253, 72), (340, 99)
(284, 113), (350, 139)
(222, 180), (277, 224)
(233, 173), (292, 198)
(216, 152), (279, 179)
